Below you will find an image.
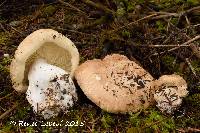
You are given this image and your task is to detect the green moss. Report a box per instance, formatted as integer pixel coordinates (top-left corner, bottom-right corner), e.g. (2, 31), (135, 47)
(0, 122), (13, 132)
(161, 55), (181, 73)
(0, 32), (9, 45)
(171, 18), (179, 25)
(10, 104), (31, 120)
(26, 126), (34, 133)
(129, 111), (142, 127)
(175, 94), (200, 128)
(0, 64), (9, 73)
(42, 5), (57, 17)
(0, 57), (11, 73)
(156, 20), (166, 32)
(101, 112), (115, 128)
(191, 60), (200, 73)
(117, 8), (126, 17)
(127, 2), (135, 12)
(187, 0), (200, 5)
(122, 30), (131, 38)
(186, 94), (200, 107)
(127, 108), (176, 132)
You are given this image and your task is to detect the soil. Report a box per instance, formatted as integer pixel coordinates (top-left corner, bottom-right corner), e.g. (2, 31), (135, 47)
(0, 0), (200, 132)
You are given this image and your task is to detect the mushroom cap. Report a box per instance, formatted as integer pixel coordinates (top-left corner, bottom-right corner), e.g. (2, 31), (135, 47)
(75, 54), (155, 113)
(10, 29), (79, 92)
(153, 74), (188, 114)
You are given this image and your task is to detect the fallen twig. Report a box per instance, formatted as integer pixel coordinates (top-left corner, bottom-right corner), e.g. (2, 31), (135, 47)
(147, 44), (189, 47)
(0, 103), (17, 120)
(0, 23), (9, 34)
(152, 34), (200, 56)
(167, 22), (200, 59)
(0, 90), (15, 101)
(110, 14), (157, 33)
(182, 35), (200, 46)
(185, 58), (197, 77)
(177, 127), (200, 132)
(58, 0), (88, 16)
(151, 6), (200, 19)
(0, 0), (6, 7)
(81, 0), (115, 16)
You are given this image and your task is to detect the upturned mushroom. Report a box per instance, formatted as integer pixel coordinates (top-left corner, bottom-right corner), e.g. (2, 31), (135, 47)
(153, 74), (188, 114)
(10, 29), (79, 119)
(75, 54), (188, 114)
(75, 54), (155, 113)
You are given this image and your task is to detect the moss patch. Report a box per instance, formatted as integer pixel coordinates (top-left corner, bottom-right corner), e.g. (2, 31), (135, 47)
(0, 32), (10, 46)
(41, 5), (57, 17)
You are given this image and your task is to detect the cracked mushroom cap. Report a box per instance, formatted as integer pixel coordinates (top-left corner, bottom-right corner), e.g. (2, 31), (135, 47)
(10, 29), (79, 92)
(153, 74), (188, 114)
(75, 54), (155, 113)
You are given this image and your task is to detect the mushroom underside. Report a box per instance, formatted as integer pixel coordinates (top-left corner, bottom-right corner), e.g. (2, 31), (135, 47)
(23, 43), (72, 86)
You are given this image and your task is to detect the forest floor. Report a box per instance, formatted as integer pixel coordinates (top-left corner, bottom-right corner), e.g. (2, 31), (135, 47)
(0, 0), (200, 132)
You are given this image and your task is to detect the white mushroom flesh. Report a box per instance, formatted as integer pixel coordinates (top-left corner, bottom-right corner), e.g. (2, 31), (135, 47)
(26, 58), (77, 119)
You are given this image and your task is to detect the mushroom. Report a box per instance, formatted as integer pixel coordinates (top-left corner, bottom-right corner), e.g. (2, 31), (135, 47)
(75, 54), (155, 113)
(10, 29), (79, 118)
(153, 74), (188, 114)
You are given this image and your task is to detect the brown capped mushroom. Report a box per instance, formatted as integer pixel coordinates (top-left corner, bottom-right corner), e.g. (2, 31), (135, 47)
(75, 54), (155, 113)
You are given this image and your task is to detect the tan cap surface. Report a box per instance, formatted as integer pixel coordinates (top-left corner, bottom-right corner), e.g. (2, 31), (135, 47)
(154, 74), (188, 114)
(75, 54), (155, 113)
(10, 29), (79, 92)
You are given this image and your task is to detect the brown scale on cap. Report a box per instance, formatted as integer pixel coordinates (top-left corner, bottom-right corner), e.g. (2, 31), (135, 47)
(153, 74), (188, 114)
(75, 54), (156, 113)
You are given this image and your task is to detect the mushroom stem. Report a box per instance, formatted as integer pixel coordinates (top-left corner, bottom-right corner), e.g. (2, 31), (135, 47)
(26, 58), (77, 119)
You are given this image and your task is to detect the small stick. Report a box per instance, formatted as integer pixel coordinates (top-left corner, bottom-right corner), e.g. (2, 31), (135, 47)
(58, 0), (87, 16)
(150, 6), (200, 19)
(185, 15), (190, 26)
(181, 35), (200, 46)
(110, 14), (158, 33)
(0, 90), (15, 101)
(187, 127), (200, 132)
(147, 44), (189, 47)
(81, 0), (115, 15)
(0, 104), (17, 120)
(152, 14), (176, 19)
(184, 6), (200, 14)
(0, 23), (9, 34)
(152, 35), (200, 56)
(0, 0), (6, 7)
(185, 58), (197, 77)
(165, 21), (200, 59)
(177, 127), (200, 132)
(8, 25), (24, 36)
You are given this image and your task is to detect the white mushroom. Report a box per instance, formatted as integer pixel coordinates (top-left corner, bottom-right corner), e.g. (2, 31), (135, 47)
(10, 29), (79, 92)
(10, 29), (79, 119)
(75, 54), (155, 113)
(153, 74), (188, 114)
